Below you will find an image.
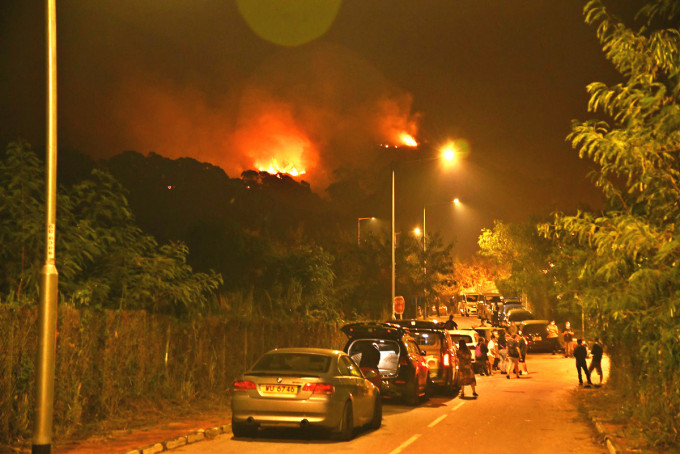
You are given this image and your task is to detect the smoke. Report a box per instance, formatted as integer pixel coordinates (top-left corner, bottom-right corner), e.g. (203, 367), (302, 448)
(99, 42), (419, 191)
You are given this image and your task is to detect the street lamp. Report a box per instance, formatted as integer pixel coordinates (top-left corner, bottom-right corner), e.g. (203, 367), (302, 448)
(391, 141), (462, 319)
(357, 217), (375, 246)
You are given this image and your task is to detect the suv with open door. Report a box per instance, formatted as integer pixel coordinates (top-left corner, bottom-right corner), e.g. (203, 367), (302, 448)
(342, 323), (429, 405)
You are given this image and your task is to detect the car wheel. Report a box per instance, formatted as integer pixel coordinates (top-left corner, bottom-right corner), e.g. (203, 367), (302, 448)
(331, 401), (354, 441)
(370, 396), (382, 430)
(232, 420), (257, 438)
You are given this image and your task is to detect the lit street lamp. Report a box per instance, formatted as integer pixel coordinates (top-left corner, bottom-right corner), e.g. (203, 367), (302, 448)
(391, 141), (462, 319)
(357, 217), (375, 246)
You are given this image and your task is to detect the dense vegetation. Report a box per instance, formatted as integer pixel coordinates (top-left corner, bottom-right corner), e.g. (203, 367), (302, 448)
(0, 142), (456, 322)
(480, 1), (680, 446)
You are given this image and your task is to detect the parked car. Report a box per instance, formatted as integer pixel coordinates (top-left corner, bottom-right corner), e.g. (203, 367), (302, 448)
(231, 347), (381, 440)
(460, 292), (483, 316)
(518, 320), (554, 353)
(390, 320), (460, 395)
(473, 325), (506, 343)
(342, 323), (429, 405)
(447, 329), (478, 362)
(506, 308), (534, 323)
(500, 299), (524, 325)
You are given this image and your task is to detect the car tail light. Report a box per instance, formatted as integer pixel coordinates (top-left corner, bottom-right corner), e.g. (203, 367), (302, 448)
(302, 383), (335, 394)
(233, 380), (256, 392)
(443, 353), (450, 367)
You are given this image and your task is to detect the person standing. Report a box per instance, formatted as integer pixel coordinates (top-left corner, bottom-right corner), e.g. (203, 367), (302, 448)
(574, 339), (592, 387)
(563, 322), (574, 358)
(518, 332), (528, 375)
(492, 303), (500, 327)
(498, 331), (508, 374)
(506, 334), (521, 379)
(487, 334), (499, 374)
(547, 320), (560, 355)
(456, 339), (478, 398)
(443, 314), (458, 330)
(588, 339), (604, 385)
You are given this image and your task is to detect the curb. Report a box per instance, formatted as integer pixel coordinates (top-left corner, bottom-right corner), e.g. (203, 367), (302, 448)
(590, 416), (620, 454)
(123, 424), (231, 454)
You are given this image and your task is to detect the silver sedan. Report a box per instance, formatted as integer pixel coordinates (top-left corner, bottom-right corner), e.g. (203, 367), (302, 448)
(231, 348), (381, 441)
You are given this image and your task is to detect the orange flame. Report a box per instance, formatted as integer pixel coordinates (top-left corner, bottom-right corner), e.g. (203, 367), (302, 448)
(257, 159), (306, 176)
(399, 132), (418, 147)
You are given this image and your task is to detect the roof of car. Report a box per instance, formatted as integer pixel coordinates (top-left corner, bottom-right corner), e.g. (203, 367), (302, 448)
(447, 329), (477, 336)
(520, 319), (550, 325)
(341, 322), (410, 340)
(389, 319), (446, 330)
(266, 347), (344, 355)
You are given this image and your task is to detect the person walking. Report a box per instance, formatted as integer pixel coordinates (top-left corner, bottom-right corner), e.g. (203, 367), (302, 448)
(456, 339), (478, 398)
(518, 332), (528, 375)
(506, 334), (521, 378)
(492, 302), (500, 327)
(563, 322), (574, 357)
(476, 337), (489, 376)
(487, 334), (499, 374)
(574, 338), (592, 387)
(588, 339), (604, 385)
(547, 320), (560, 355)
(498, 331), (508, 374)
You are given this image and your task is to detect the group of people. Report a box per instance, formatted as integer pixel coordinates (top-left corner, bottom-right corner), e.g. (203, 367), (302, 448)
(550, 320), (604, 387)
(455, 329), (532, 398)
(453, 318), (605, 399)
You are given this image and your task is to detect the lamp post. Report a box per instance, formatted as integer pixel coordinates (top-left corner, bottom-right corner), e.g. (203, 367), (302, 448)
(34, 1), (59, 452)
(390, 143), (460, 320)
(357, 217), (375, 246)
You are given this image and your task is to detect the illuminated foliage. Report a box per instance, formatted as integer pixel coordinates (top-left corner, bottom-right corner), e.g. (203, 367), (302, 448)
(0, 141), (222, 316)
(543, 0), (680, 445)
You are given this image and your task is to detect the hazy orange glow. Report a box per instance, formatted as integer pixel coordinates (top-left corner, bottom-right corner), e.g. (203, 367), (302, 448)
(235, 107), (317, 179)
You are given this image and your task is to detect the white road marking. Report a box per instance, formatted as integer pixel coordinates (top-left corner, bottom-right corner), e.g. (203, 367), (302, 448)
(427, 414), (447, 428)
(451, 401), (465, 411)
(389, 434), (421, 454)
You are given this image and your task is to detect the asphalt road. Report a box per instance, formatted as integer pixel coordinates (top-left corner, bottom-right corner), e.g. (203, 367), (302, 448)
(174, 316), (608, 454)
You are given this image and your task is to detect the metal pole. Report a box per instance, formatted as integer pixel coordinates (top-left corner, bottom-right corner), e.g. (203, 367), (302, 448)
(423, 206), (426, 317)
(357, 218), (361, 246)
(33, 1), (59, 452)
(391, 169), (396, 319)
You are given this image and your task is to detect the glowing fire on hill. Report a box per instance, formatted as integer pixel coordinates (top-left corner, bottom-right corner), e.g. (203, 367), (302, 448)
(257, 159), (306, 177)
(399, 132), (418, 147)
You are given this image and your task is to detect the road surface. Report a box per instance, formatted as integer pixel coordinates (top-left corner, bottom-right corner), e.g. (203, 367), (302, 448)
(174, 315), (608, 454)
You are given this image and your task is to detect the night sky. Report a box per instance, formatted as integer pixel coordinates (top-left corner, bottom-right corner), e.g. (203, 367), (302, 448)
(0, 1), (620, 257)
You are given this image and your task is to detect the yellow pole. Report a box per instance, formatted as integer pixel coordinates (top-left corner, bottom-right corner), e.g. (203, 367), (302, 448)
(33, 0), (59, 452)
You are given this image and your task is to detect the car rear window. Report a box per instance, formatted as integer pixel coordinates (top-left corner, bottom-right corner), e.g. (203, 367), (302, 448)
(252, 353), (331, 373)
(521, 324), (549, 336)
(412, 332), (441, 354)
(348, 339), (400, 374)
(450, 334), (473, 344)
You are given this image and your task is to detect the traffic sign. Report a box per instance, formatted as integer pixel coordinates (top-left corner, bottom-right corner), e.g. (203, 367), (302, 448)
(393, 296), (405, 315)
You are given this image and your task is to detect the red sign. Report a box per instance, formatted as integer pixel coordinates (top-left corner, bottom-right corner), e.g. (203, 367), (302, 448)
(393, 296), (405, 315)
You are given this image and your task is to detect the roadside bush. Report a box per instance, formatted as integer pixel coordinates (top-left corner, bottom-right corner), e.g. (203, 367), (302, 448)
(0, 304), (342, 444)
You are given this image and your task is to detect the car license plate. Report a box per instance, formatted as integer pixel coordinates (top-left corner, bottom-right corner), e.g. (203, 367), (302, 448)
(534, 336), (542, 340)
(260, 384), (298, 395)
